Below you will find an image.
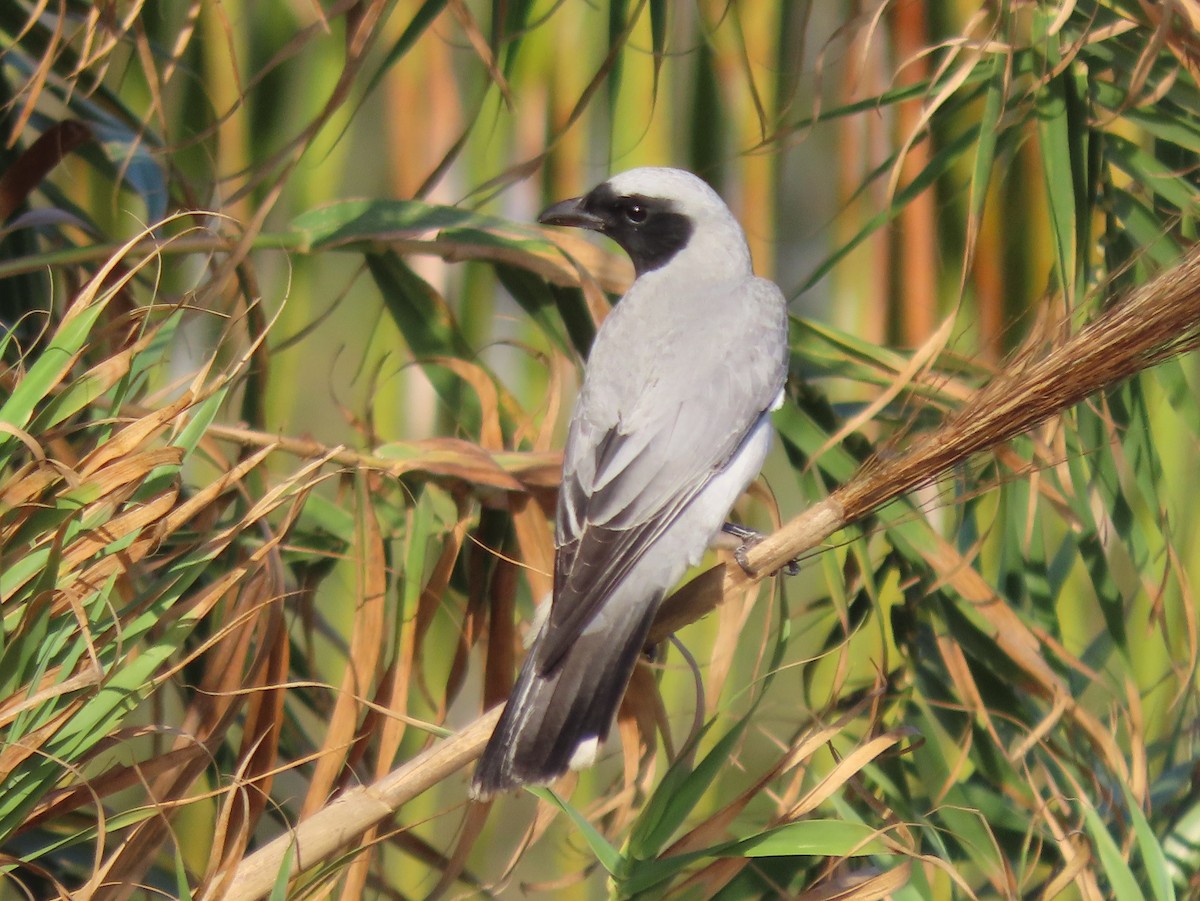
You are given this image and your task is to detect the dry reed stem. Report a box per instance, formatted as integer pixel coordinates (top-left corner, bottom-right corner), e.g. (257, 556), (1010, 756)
(212, 709), (500, 901)
(220, 242), (1200, 900)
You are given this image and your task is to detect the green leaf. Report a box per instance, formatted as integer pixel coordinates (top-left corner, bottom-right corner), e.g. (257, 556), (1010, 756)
(649, 0), (667, 95)
(0, 524), (65, 698)
(1062, 411), (1129, 653)
(1107, 134), (1200, 216)
(1082, 801), (1145, 901)
(1034, 66), (1080, 301)
(798, 126), (981, 295)
(500, 0), (535, 79)
(1122, 782), (1177, 901)
(364, 251), (483, 433)
(1111, 192), (1183, 267)
(964, 51), (1007, 254)
(268, 842), (297, 901)
(494, 262), (577, 358)
(628, 718), (744, 857)
(289, 199), (523, 251)
(359, 0), (450, 103)
(724, 819), (887, 857)
(0, 298), (110, 461)
(530, 787), (624, 876)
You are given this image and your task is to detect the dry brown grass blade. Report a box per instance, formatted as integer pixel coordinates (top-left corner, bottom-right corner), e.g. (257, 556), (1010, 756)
(424, 798), (491, 901)
(1036, 759), (1103, 900)
(21, 744), (199, 835)
(0, 458), (61, 508)
(0, 706), (76, 784)
(203, 607), (290, 893)
(74, 2), (148, 80)
(0, 852), (72, 901)
(812, 296), (959, 466)
(704, 564), (768, 716)
(793, 862), (913, 901)
(508, 493), (555, 603)
(215, 0), (393, 217)
(73, 447), (183, 502)
(6, 0), (64, 141)
(77, 393), (194, 476)
(2, 445), (180, 601)
(914, 528), (1130, 783)
(617, 660), (666, 798)
(679, 840), (910, 901)
(425, 355), (508, 451)
(447, 0), (513, 109)
(784, 731), (908, 821)
(837, 244), (1200, 524)
(0, 661), (100, 735)
(300, 480), (389, 820)
(152, 444), (276, 540)
(379, 501), (472, 766)
(197, 419), (561, 492)
(466, 521), (518, 715)
(57, 484), (179, 578)
(447, 531), (518, 715)
(86, 506), (300, 900)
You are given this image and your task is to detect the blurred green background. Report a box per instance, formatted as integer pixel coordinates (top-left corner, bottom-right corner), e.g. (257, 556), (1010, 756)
(2, 1), (1200, 898)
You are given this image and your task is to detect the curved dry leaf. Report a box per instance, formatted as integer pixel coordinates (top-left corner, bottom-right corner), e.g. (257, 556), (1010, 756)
(423, 355), (507, 452)
(784, 730), (908, 821)
(794, 861), (912, 901)
(301, 480), (389, 820)
(508, 493), (554, 603)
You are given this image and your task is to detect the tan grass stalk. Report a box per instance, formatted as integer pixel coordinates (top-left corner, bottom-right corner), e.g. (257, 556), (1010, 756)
(210, 709), (500, 901)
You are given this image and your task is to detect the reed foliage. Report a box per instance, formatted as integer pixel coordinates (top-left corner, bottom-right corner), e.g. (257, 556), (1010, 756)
(2, 2), (1200, 899)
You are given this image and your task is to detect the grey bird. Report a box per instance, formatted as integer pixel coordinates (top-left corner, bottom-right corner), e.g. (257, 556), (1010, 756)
(470, 167), (789, 800)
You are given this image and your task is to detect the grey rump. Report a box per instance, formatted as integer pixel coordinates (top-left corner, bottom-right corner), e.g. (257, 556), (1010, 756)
(470, 167), (789, 800)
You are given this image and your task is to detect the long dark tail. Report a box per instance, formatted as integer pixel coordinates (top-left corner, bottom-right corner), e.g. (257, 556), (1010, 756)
(469, 599), (659, 800)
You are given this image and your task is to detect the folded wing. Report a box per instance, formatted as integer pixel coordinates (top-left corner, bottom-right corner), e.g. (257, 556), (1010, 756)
(537, 278), (787, 672)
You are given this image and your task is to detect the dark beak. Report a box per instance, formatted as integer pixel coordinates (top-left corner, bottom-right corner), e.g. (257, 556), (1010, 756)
(538, 197), (606, 231)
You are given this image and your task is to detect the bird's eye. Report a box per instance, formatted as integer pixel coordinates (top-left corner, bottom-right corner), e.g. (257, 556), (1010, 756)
(623, 203), (648, 224)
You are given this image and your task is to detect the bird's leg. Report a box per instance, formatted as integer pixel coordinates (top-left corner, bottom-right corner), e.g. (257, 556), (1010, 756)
(719, 522), (801, 577)
(719, 521), (760, 543)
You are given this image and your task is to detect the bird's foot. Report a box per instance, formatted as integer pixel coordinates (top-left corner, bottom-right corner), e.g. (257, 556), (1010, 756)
(721, 522), (801, 578)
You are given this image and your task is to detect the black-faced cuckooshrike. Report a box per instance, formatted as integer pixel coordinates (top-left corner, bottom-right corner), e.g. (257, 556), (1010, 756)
(470, 168), (788, 800)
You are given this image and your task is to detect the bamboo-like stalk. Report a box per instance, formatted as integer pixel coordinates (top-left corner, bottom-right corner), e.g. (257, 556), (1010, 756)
(218, 241), (1200, 901)
(206, 710), (501, 901)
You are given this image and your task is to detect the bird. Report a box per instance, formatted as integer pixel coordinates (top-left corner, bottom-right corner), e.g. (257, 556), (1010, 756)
(469, 167), (789, 800)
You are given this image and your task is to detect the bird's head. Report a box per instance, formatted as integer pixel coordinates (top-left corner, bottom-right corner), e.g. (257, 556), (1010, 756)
(538, 167), (751, 278)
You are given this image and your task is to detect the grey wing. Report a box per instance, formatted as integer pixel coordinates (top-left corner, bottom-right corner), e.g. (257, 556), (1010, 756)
(537, 281), (787, 672)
